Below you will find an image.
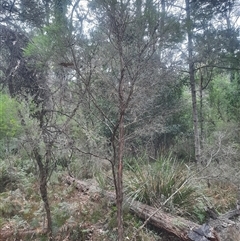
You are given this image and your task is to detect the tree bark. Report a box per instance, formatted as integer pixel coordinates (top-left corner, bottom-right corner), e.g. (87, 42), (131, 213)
(185, 0), (201, 163)
(116, 111), (124, 241)
(113, 6), (126, 240)
(199, 72), (203, 148)
(129, 201), (221, 241)
(33, 147), (53, 241)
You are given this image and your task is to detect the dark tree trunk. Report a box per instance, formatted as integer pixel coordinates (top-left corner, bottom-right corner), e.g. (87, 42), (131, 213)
(33, 147), (53, 241)
(115, 38), (125, 241)
(116, 113), (124, 241)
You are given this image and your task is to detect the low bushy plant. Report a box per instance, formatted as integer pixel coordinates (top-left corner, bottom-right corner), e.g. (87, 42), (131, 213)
(0, 192), (22, 218)
(52, 202), (74, 228)
(0, 163), (18, 192)
(125, 154), (200, 212)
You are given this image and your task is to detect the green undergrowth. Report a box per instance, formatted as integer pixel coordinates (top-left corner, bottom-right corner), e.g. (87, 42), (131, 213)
(0, 153), (238, 240)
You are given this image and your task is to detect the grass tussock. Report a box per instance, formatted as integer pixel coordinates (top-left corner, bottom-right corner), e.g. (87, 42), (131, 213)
(125, 154), (201, 213)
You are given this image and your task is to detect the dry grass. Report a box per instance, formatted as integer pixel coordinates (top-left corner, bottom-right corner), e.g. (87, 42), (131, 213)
(0, 173), (165, 241)
(204, 180), (237, 213)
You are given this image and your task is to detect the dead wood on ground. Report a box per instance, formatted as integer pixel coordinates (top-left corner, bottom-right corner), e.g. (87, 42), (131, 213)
(63, 175), (240, 241)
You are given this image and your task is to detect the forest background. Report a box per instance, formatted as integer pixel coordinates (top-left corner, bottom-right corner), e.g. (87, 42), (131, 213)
(0, 0), (240, 240)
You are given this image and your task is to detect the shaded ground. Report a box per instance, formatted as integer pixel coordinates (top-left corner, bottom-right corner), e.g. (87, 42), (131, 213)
(1, 168), (240, 241)
(0, 174), (181, 241)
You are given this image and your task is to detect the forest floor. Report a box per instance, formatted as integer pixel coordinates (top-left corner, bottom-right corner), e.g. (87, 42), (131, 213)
(0, 172), (181, 241)
(1, 157), (240, 241)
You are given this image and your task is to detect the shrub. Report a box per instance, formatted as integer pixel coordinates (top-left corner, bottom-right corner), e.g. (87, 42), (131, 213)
(0, 163), (18, 192)
(0, 192), (21, 218)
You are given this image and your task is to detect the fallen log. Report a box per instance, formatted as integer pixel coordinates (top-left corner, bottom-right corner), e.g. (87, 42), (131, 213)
(63, 175), (240, 241)
(62, 176), (217, 240)
(129, 200), (222, 241)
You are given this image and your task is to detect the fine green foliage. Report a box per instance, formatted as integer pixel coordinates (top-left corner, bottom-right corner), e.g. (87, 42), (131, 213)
(0, 190), (22, 218)
(192, 203), (207, 224)
(125, 154), (199, 211)
(24, 22), (70, 68)
(52, 202), (73, 229)
(0, 167), (14, 192)
(207, 74), (240, 129)
(0, 94), (21, 139)
(0, 160), (19, 192)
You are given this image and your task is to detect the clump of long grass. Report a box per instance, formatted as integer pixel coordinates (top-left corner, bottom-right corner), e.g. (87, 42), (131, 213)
(125, 154), (200, 212)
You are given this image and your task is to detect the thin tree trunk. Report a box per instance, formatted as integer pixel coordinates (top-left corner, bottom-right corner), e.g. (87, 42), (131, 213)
(225, 11), (235, 82)
(200, 72), (204, 148)
(161, 0), (165, 28)
(185, 0), (200, 163)
(33, 148), (53, 241)
(116, 42), (125, 241)
(117, 113), (124, 241)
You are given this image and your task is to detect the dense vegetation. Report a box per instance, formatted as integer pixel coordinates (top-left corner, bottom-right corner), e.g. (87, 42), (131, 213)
(0, 0), (240, 240)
